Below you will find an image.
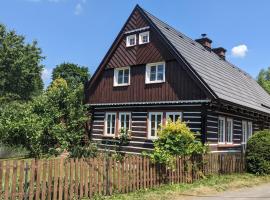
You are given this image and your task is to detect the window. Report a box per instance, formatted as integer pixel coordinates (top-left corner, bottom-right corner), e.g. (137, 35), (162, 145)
(166, 112), (182, 123)
(247, 122), (253, 139)
(242, 121), (247, 144)
(145, 62), (165, 84)
(218, 117), (225, 143)
(126, 34), (136, 47)
(226, 118), (233, 143)
(148, 112), (163, 139)
(104, 113), (116, 136)
(119, 112), (131, 131)
(218, 117), (234, 144)
(139, 31), (150, 44)
(114, 67), (130, 86)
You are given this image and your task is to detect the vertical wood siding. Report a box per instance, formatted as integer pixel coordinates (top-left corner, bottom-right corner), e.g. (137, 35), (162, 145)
(88, 60), (207, 104)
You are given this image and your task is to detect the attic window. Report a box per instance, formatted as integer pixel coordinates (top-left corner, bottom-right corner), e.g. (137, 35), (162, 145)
(114, 67), (130, 86)
(139, 31), (150, 44)
(126, 34), (136, 47)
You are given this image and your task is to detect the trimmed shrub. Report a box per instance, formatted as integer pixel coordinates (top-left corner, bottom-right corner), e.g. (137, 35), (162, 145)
(144, 120), (208, 167)
(246, 130), (270, 174)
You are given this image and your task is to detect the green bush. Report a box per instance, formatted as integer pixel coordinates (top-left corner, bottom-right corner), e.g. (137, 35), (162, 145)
(246, 130), (270, 174)
(69, 143), (98, 158)
(145, 120), (208, 167)
(0, 143), (30, 159)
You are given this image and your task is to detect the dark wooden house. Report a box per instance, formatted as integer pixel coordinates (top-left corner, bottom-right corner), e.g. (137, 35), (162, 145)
(85, 5), (270, 154)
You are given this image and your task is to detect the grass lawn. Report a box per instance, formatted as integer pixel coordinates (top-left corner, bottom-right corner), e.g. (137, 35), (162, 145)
(92, 173), (270, 200)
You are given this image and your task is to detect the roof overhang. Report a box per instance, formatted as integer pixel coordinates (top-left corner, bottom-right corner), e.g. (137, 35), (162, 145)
(88, 99), (211, 107)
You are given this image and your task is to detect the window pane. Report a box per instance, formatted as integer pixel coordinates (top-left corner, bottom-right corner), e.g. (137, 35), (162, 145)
(143, 35), (148, 43)
(118, 70), (123, 84)
(111, 115), (115, 134)
(150, 66), (156, 81)
(218, 119), (224, 143)
(151, 115), (156, 136)
(107, 115), (111, 134)
(168, 115), (174, 121)
(175, 115), (180, 121)
(157, 115), (162, 129)
(120, 115), (125, 128)
(124, 69), (129, 83)
(157, 65), (164, 81)
(129, 37), (135, 45)
(126, 115), (130, 130)
(226, 120), (232, 143)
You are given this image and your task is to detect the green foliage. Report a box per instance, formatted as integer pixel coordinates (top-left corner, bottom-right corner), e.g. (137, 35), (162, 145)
(0, 78), (91, 158)
(69, 143), (98, 158)
(0, 143), (30, 159)
(0, 101), (44, 157)
(52, 62), (90, 87)
(246, 130), (270, 174)
(257, 67), (270, 94)
(145, 120), (207, 166)
(0, 24), (44, 101)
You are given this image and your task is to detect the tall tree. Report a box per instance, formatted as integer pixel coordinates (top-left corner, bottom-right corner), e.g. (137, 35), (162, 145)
(52, 63), (90, 87)
(257, 67), (270, 95)
(0, 24), (44, 101)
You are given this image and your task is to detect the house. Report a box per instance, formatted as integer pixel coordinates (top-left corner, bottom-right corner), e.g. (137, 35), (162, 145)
(85, 5), (270, 154)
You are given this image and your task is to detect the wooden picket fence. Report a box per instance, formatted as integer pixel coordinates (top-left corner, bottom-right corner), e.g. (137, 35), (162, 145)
(0, 153), (245, 200)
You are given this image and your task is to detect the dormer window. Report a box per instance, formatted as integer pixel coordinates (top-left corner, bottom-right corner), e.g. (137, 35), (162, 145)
(126, 34), (136, 47)
(145, 62), (165, 84)
(114, 67), (130, 86)
(139, 31), (150, 44)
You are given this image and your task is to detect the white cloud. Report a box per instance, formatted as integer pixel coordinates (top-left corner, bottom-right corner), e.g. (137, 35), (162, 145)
(74, 3), (83, 15)
(42, 68), (52, 82)
(231, 44), (248, 58)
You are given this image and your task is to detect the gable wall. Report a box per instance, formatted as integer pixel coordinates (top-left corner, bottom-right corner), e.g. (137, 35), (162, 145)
(87, 10), (208, 104)
(88, 60), (207, 104)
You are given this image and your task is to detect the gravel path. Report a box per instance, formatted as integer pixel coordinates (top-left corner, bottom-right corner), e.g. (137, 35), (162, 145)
(180, 183), (270, 200)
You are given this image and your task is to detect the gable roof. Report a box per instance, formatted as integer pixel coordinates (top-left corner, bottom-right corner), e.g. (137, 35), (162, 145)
(137, 6), (270, 115)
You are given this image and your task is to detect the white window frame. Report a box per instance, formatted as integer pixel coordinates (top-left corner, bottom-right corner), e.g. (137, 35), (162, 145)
(118, 112), (131, 131)
(148, 112), (163, 140)
(242, 120), (248, 144)
(247, 121), (253, 140)
(126, 34), (136, 47)
(145, 61), (166, 84)
(226, 118), (233, 144)
(113, 67), (130, 86)
(166, 112), (182, 123)
(218, 117), (226, 144)
(104, 112), (116, 137)
(139, 31), (150, 44)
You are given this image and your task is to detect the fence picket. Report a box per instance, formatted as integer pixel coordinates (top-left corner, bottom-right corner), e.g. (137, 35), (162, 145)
(64, 160), (69, 200)
(11, 160), (17, 200)
(41, 161), (47, 200)
(18, 160), (24, 200)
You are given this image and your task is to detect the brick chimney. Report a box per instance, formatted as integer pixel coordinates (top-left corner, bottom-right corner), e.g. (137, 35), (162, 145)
(195, 34), (212, 51)
(212, 47), (227, 60)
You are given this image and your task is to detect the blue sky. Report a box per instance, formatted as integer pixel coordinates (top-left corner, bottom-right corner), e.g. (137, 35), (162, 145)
(1, 0), (270, 87)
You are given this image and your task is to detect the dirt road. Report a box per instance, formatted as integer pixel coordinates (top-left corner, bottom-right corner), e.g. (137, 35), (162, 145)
(180, 183), (270, 200)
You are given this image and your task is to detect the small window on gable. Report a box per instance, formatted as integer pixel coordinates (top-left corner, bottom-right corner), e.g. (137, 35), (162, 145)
(114, 67), (130, 86)
(126, 34), (136, 47)
(145, 62), (165, 84)
(139, 31), (150, 44)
